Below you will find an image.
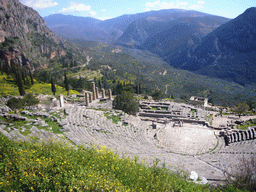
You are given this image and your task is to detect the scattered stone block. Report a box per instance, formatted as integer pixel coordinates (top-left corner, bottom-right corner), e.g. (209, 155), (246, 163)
(0, 124), (6, 129)
(61, 125), (70, 132)
(187, 171), (198, 181)
(0, 105), (12, 113)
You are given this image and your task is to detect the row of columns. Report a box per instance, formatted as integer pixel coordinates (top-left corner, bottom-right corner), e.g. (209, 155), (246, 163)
(58, 82), (112, 108)
(85, 82), (112, 106)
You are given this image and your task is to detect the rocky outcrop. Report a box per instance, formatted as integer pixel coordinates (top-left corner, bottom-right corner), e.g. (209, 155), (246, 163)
(0, 0), (61, 43)
(0, 0), (66, 72)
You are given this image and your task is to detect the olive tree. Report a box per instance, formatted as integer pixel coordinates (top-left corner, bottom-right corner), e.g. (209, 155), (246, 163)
(233, 103), (249, 118)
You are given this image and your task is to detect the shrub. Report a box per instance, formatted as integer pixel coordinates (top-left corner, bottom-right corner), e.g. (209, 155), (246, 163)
(152, 89), (164, 101)
(6, 97), (24, 110)
(227, 156), (256, 191)
(23, 93), (39, 108)
(6, 93), (39, 110)
(233, 103), (249, 118)
(113, 91), (139, 115)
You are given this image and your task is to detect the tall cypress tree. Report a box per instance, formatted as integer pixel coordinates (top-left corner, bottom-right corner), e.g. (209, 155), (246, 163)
(29, 69), (34, 85)
(64, 72), (69, 95)
(16, 71), (25, 96)
(51, 76), (56, 95)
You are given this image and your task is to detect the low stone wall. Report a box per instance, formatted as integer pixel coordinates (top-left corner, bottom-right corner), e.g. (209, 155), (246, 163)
(139, 112), (207, 126)
(139, 112), (186, 119)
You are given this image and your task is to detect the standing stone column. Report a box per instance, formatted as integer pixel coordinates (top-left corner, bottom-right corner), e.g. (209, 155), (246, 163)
(89, 92), (92, 103)
(102, 88), (105, 98)
(85, 92), (89, 106)
(92, 82), (96, 100)
(108, 89), (112, 100)
(59, 95), (64, 108)
(96, 87), (99, 99)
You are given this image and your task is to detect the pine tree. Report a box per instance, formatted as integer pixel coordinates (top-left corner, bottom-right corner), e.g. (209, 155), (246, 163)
(51, 76), (56, 95)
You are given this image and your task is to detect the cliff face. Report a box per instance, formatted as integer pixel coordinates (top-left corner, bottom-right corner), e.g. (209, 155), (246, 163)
(0, 0), (66, 71)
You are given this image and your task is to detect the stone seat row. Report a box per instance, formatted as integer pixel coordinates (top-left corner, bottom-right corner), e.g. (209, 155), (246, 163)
(227, 127), (256, 143)
(63, 106), (162, 154)
(218, 139), (256, 154)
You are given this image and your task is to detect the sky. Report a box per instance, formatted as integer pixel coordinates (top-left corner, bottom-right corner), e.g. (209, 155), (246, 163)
(20, 0), (255, 20)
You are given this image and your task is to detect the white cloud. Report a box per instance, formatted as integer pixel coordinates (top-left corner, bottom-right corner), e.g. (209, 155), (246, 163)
(101, 9), (106, 12)
(189, 1), (205, 10)
(59, 2), (91, 13)
(89, 11), (97, 16)
(20, 0), (58, 9)
(160, 2), (176, 9)
(145, 0), (160, 8)
(177, 2), (189, 7)
(145, 1), (190, 11)
(97, 17), (113, 21)
(189, 4), (203, 10)
(198, 1), (205, 5)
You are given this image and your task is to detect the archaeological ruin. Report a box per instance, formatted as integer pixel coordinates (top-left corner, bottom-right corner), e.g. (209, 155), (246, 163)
(1, 83), (256, 185)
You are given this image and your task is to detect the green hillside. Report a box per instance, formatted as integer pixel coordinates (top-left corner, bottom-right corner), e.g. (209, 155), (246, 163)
(0, 133), (243, 192)
(0, 73), (79, 96)
(67, 39), (256, 107)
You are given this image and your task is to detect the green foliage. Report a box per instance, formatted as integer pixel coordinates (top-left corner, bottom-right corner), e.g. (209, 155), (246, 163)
(64, 72), (70, 95)
(152, 89), (164, 101)
(23, 93), (39, 108)
(6, 97), (24, 110)
(113, 91), (139, 115)
(6, 93), (39, 110)
(51, 76), (56, 95)
(16, 71), (25, 96)
(0, 37), (20, 51)
(144, 95), (149, 100)
(0, 133), (211, 192)
(0, 73), (79, 96)
(233, 103), (250, 117)
(104, 113), (120, 124)
(236, 118), (256, 130)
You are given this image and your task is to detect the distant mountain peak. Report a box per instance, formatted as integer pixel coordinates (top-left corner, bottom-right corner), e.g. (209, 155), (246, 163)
(244, 7), (256, 14)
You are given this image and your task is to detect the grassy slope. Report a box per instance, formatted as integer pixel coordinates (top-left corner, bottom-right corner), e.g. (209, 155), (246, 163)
(1, 133), (243, 192)
(0, 73), (79, 96)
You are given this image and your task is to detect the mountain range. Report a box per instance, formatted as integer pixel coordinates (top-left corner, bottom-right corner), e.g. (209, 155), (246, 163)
(168, 7), (256, 85)
(44, 8), (256, 86)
